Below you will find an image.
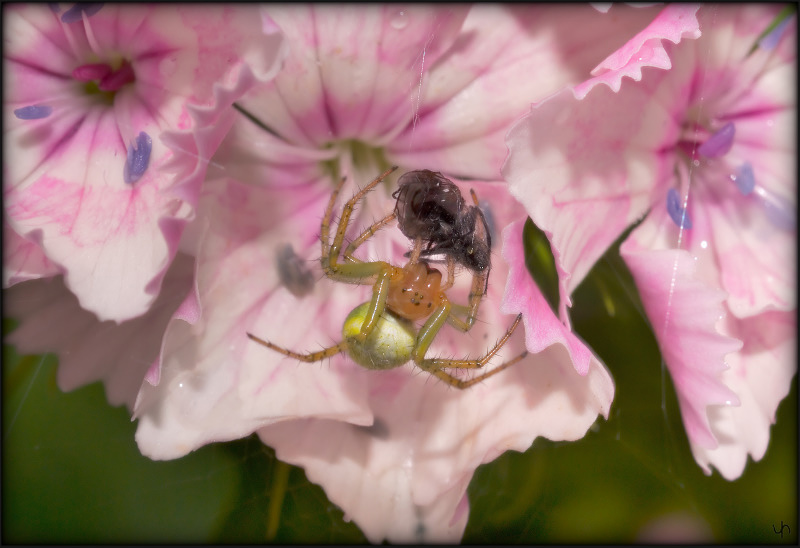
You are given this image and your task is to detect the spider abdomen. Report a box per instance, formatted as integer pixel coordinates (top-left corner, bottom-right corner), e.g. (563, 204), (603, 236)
(343, 302), (416, 370)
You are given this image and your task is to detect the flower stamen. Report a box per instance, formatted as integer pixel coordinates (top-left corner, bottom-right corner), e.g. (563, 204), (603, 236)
(666, 187), (692, 229)
(60, 3), (103, 24)
(14, 105), (54, 120)
(697, 121), (735, 158)
(729, 162), (755, 196)
(123, 132), (152, 184)
(754, 185), (796, 231)
(758, 12), (795, 51)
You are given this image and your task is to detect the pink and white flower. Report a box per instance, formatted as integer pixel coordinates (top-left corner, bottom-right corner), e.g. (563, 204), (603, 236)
(504, 4), (796, 479)
(130, 4), (669, 542)
(3, 3), (285, 322)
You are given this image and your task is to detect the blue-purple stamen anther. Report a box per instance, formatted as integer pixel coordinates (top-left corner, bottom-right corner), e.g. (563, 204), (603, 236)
(754, 186), (796, 231)
(60, 3), (104, 23)
(730, 162), (755, 196)
(758, 15), (794, 51)
(698, 122), (735, 159)
(666, 188), (692, 229)
(123, 132), (152, 184)
(14, 105), (53, 120)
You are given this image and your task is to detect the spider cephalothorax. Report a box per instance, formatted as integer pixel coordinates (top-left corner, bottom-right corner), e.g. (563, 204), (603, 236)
(247, 166), (526, 389)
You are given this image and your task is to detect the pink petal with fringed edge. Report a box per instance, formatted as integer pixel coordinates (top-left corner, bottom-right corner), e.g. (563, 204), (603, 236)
(575, 4), (701, 99)
(136, 168), (614, 541)
(691, 310), (796, 478)
(252, 190), (614, 543)
(503, 75), (678, 301)
(502, 220), (613, 384)
(5, 254), (194, 410)
(258, 418), (473, 543)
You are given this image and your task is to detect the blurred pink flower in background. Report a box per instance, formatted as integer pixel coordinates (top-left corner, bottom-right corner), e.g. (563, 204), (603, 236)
(3, 3), (285, 321)
(504, 4), (796, 479)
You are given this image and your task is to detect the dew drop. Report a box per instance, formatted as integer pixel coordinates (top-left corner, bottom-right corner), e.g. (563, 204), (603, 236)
(390, 10), (408, 30)
(700, 240), (708, 249)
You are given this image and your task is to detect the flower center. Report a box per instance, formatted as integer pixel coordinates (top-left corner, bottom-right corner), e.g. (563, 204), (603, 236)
(321, 140), (393, 190)
(669, 120), (795, 231)
(73, 59), (135, 104)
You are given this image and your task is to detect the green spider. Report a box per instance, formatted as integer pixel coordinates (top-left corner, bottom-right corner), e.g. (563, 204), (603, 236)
(247, 166), (527, 389)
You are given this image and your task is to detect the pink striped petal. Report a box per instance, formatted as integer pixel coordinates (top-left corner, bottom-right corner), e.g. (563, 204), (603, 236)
(504, 76), (678, 300)
(390, 4), (665, 179)
(621, 210), (743, 449)
(691, 310), (796, 478)
(238, 5), (467, 148)
(5, 254), (194, 410)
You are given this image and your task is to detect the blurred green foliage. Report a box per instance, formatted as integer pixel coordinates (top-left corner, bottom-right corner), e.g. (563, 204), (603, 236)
(2, 225), (796, 543)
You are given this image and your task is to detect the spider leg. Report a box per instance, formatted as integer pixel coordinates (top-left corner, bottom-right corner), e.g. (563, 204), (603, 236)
(343, 211), (397, 264)
(441, 256), (456, 291)
(469, 188), (480, 206)
(415, 314), (527, 389)
(247, 332), (348, 362)
(325, 165), (398, 279)
(445, 270), (489, 332)
(320, 175), (348, 271)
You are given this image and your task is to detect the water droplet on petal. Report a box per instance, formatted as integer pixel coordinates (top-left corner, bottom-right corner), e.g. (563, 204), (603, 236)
(390, 10), (408, 29)
(700, 240), (708, 249)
